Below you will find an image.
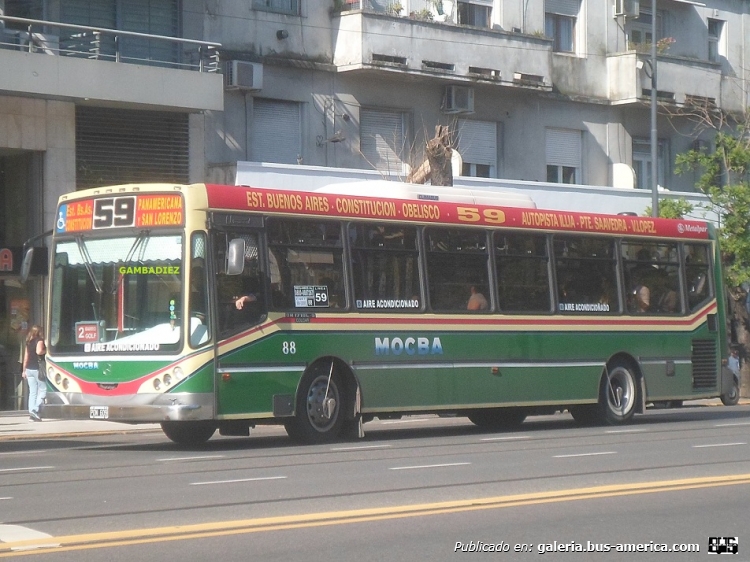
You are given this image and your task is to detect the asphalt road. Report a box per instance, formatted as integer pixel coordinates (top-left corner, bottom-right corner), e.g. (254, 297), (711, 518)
(1, 405), (749, 561)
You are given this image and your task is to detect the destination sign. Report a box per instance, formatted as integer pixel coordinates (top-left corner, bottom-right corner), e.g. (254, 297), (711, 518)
(206, 185), (710, 240)
(57, 194), (184, 233)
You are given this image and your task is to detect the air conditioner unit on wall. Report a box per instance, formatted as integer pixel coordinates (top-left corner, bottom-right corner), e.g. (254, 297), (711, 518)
(224, 61), (263, 91)
(443, 85), (474, 114)
(614, 0), (639, 18)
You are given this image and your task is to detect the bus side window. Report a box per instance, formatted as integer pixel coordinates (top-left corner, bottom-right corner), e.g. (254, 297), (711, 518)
(554, 236), (618, 314)
(215, 232), (267, 337)
(685, 243), (712, 311)
(350, 223), (420, 312)
(425, 227), (490, 313)
(494, 232), (550, 313)
(267, 218), (346, 311)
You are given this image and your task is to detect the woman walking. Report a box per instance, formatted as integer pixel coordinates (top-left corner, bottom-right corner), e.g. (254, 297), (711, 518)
(22, 325), (47, 421)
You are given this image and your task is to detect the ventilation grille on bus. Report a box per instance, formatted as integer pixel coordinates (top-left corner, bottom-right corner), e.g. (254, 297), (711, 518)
(691, 338), (717, 389)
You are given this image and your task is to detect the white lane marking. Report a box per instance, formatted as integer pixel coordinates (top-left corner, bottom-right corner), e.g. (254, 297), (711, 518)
(380, 419), (432, 425)
(0, 450), (47, 456)
(389, 462), (471, 470)
(605, 428), (646, 434)
(554, 452), (617, 458)
(330, 444), (392, 451)
(190, 476), (287, 486)
(0, 524), (59, 550)
(0, 466), (53, 473)
(0, 497), (12, 501)
(481, 435), (530, 441)
(157, 455), (226, 462)
(714, 422), (750, 427)
(692, 442), (747, 448)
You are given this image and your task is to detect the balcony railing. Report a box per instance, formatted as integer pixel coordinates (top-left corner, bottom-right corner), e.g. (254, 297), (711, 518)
(0, 15), (220, 72)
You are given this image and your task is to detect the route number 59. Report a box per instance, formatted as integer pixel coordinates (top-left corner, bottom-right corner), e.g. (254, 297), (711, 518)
(93, 196), (136, 229)
(457, 206), (506, 225)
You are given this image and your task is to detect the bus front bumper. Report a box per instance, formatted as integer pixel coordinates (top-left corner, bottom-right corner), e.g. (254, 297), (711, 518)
(41, 392), (214, 423)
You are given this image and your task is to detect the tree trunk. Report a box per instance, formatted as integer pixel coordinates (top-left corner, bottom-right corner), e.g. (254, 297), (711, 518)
(729, 288), (750, 398)
(405, 125), (453, 185)
(426, 125), (453, 187)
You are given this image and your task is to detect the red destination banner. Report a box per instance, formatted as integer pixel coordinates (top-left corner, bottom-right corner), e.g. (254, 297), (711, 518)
(206, 185), (710, 240)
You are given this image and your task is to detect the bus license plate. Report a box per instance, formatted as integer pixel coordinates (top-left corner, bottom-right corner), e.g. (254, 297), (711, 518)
(90, 406), (109, 420)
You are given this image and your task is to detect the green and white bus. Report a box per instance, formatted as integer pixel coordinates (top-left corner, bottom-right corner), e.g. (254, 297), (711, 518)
(40, 181), (738, 444)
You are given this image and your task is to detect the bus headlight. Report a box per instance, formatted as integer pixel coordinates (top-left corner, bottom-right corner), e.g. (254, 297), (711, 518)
(163, 373), (172, 387)
(62, 378), (70, 390)
(55, 373), (62, 385)
(153, 378), (162, 391)
(174, 367), (184, 381)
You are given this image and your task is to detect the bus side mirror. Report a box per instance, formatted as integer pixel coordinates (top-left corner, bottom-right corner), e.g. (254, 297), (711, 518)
(226, 238), (245, 275)
(20, 248), (35, 283)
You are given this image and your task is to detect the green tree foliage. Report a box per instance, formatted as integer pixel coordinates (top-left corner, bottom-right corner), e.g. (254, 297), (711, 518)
(676, 132), (750, 398)
(676, 132), (750, 287)
(644, 198), (694, 220)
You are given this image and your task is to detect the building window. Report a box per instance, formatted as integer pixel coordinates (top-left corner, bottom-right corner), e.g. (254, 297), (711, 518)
(360, 109), (409, 174)
(456, 119), (498, 178)
(627, 8), (663, 52)
(457, 1), (491, 28)
(253, 0), (300, 15)
(633, 139), (668, 190)
(251, 99), (303, 165)
(545, 128), (581, 184)
(708, 19), (724, 62)
(545, 0), (579, 53)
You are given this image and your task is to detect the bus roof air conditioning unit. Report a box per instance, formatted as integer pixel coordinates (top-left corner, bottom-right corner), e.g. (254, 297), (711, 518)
(443, 85), (474, 114)
(224, 61), (263, 91)
(613, 0), (639, 18)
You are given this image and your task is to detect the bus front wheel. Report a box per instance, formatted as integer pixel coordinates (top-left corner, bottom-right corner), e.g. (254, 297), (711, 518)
(285, 364), (346, 444)
(161, 421), (216, 445)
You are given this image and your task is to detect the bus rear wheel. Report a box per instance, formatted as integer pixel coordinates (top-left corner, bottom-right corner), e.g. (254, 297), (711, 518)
(161, 421), (216, 445)
(467, 408), (527, 429)
(285, 364), (346, 444)
(721, 378), (740, 406)
(601, 362), (637, 424)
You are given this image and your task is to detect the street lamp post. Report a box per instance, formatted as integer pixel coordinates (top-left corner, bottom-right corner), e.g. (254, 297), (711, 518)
(650, 0), (659, 218)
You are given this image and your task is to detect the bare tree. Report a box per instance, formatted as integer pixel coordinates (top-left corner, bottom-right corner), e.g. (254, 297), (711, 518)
(406, 125), (454, 186)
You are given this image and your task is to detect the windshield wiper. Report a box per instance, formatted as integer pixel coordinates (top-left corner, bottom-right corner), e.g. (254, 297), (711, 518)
(75, 235), (103, 295)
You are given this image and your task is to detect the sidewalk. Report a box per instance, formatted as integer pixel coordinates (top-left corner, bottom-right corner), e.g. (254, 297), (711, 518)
(0, 398), (746, 442)
(0, 411), (161, 441)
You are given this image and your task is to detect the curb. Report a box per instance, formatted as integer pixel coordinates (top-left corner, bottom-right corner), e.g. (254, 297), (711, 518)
(0, 428), (163, 442)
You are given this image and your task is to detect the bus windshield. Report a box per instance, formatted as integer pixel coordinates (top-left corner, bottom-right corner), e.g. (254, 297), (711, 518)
(49, 233), (184, 354)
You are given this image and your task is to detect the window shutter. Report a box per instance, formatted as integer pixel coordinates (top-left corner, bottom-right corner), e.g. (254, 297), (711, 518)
(360, 109), (407, 173)
(251, 99), (302, 165)
(546, 128), (582, 168)
(457, 119), (497, 168)
(76, 107), (189, 190)
(545, 0), (579, 17)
